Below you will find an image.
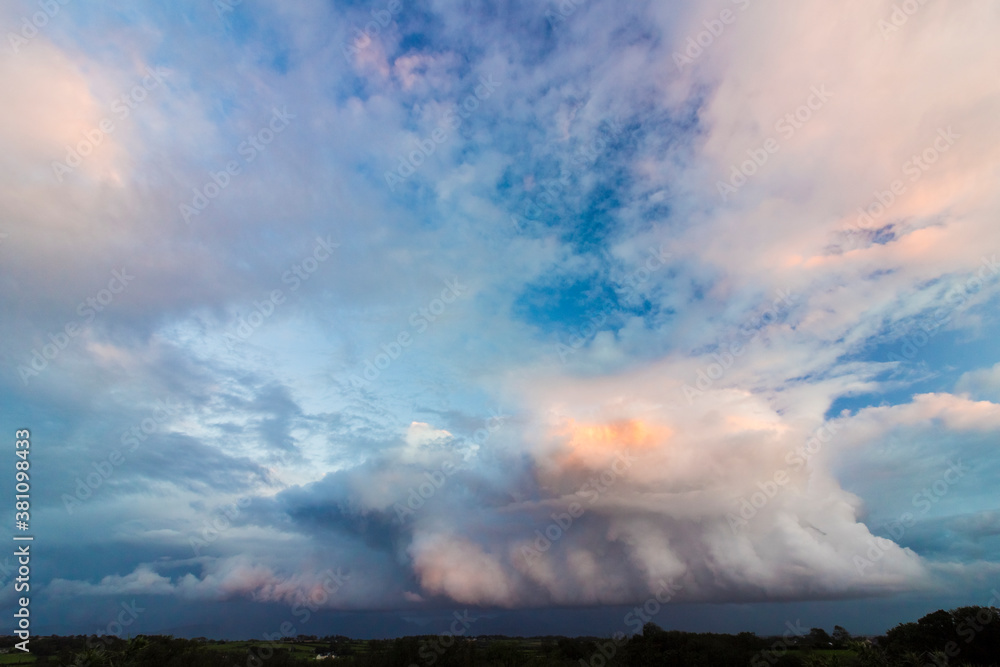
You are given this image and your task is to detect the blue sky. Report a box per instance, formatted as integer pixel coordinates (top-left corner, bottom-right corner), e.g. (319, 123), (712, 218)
(1, 0), (1000, 640)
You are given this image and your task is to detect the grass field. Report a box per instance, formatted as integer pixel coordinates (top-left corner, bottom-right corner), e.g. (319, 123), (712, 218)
(0, 639), (863, 665)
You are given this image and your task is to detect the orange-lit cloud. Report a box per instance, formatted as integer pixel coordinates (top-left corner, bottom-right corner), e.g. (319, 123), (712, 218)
(552, 418), (667, 471)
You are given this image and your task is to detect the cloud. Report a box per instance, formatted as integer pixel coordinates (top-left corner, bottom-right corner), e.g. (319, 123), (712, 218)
(2, 0), (1000, 634)
(957, 362), (1000, 402)
(47, 557), (343, 605)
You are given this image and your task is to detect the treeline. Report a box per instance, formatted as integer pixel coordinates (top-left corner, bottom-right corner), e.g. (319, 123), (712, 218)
(0, 634), (304, 666)
(1, 604), (996, 666)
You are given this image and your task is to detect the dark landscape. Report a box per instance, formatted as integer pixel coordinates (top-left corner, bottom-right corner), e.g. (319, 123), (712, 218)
(2, 605), (999, 666)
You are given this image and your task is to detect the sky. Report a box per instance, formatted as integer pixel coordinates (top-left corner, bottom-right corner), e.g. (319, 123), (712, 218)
(1, 0), (1000, 642)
